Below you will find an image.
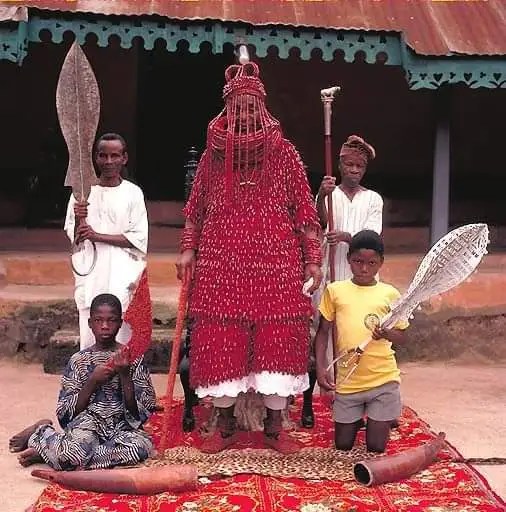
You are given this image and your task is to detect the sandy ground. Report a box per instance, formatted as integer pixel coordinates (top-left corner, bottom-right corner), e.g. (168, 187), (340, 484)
(1, 361), (505, 512)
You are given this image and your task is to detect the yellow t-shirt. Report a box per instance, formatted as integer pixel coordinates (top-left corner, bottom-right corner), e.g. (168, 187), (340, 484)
(319, 280), (408, 394)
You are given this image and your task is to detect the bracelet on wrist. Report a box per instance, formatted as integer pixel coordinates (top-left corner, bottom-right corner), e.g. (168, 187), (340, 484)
(302, 237), (322, 266)
(180, 227), (199, 253)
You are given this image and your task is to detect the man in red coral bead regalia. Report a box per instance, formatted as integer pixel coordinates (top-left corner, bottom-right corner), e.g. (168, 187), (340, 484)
(177, 53), (323, 454)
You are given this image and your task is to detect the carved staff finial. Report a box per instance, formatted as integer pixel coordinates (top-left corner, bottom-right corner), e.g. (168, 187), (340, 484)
(238, 44), (250, 65)
(320, 86), (340, 136)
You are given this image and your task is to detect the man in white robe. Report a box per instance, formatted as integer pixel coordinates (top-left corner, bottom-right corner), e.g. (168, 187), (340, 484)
(317, 135), (383, 283)
(64, 133), (148, 349)
(301, 135), (383, 427)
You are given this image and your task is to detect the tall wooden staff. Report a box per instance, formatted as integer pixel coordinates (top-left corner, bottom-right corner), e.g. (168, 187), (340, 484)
(160, 149), (199, 449)
(320, 86), (340, 365)
(160, 271), (191, 451)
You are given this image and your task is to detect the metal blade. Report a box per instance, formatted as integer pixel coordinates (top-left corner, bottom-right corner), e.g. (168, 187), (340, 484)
(57, 41), (100, 201)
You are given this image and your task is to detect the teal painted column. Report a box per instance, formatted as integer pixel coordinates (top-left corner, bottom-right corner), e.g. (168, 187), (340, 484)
(430, 89), (450, 245)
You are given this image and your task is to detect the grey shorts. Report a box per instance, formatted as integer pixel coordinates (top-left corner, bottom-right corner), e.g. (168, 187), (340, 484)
(333, 381), (402, 424)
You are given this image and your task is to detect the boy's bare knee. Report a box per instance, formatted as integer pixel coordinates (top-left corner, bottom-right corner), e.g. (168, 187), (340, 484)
(334, 420), (362, 451)
(366, 440), (386, 453)
(334, 439), (355, 451)
(365, 418), (390, 453)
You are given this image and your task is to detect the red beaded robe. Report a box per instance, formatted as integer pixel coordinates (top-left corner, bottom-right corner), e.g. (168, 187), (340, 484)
(183, 62), (321, 390)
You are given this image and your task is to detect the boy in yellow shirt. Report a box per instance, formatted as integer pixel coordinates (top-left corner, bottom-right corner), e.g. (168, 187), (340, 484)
(315, 230), (409, 453)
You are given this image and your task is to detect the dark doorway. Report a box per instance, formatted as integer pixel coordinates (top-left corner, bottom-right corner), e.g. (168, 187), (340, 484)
(135, 41), (235, 201)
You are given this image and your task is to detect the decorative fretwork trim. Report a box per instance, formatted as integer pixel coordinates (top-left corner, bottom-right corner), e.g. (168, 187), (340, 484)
(1, 13), (505, 89)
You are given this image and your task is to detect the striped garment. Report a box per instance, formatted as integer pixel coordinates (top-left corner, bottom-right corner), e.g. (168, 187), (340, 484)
(28, 348), (156, 471)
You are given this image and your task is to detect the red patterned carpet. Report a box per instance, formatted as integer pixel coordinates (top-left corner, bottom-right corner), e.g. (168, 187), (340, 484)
(32, 397), (505, 512)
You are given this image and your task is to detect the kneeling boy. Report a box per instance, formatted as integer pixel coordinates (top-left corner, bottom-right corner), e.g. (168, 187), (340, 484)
(315, 230), (409, 453)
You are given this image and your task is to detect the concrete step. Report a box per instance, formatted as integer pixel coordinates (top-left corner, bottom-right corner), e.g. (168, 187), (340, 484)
(0, 284), (181, 307)
(0, 253), (180, 287)
(0, 226), (182, 252)
(2, 252), (506, 315)
(0, 293), (181, 363)
(44, 327), (183, 375)
(0, 253), (506, 313)
(2, 225), (506, 254)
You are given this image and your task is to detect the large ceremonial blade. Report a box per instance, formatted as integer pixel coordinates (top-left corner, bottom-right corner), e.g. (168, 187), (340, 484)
(57, 41), (99, 201)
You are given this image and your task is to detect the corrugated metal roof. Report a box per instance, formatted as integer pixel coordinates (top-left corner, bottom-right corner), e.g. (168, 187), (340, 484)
(2, 0), (506, 56)
(0, 6), (27, 22)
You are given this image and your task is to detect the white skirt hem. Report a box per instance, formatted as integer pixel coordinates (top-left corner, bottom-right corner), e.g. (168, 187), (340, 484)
(196, 371), (309, 399)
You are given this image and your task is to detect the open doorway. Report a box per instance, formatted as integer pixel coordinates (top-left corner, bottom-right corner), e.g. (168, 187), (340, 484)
(135, 41), (235, 201)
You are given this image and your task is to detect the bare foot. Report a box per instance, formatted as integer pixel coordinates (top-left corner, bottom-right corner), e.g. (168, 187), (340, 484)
(9, 419), (52, 453)
(18, 448), (43, 467)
